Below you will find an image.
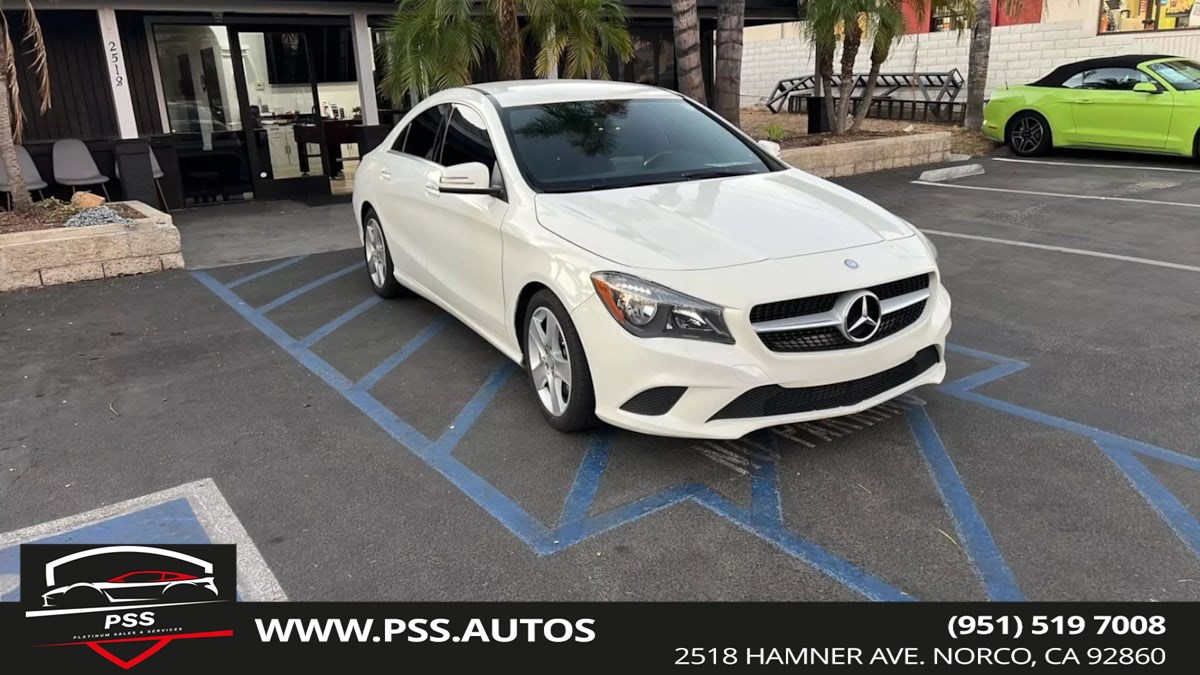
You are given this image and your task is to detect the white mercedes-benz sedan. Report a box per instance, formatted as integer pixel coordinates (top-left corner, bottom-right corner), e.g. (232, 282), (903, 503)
(353, 81), (950, 439)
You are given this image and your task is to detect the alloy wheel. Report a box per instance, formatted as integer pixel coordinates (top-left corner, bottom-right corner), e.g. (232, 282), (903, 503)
(526, 306), (572, 416)
(364, 218), (388, 289)
(1011, 116), (1044, 155)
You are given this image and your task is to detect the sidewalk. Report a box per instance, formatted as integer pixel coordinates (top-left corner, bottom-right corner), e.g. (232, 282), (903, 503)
(174, 199), (360, 269)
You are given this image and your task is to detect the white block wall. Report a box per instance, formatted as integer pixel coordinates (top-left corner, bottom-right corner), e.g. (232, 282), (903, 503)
(740, 19), (1200, 108)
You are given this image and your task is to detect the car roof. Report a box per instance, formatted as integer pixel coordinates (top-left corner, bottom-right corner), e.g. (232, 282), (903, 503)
(463, 80), (682, 108)
(1030, 54), (1180, 87)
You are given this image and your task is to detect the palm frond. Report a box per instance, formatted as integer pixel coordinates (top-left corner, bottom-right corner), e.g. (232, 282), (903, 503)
(1, 10), (25, 143)
(22, 0), (48, 113)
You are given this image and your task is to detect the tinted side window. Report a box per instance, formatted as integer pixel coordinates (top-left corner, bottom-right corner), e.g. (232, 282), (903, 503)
(1082, 68), (1152, 91)
(440, 105), (496, 172)
(402, 105), (446, 160)
(390, 126), (409, 152)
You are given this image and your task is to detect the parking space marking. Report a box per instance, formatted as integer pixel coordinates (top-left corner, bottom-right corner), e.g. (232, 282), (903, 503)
(911, 180), (1200, 210)
(921, 230), (1200, 274)
(0, 479), (286, 602)
(195, 256), (1200, 601)
(992, 157), (1200, 174)
(257, 263), (361, 313)
(299, 295), (382, 348)
(194, 266), (913, 602)
(226, 255), (308, 289)
(907, 406), (1024, 601)
(941, 345), (1200, 560)
(355, 316), (449, 392)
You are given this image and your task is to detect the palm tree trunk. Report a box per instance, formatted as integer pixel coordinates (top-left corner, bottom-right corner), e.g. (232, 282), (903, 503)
(850, 49), (884, 132)
(671, 0), (706, 104)
(834, 21), (862, 135)
(496, 0), (522, 80)
(714, 0), (744, 125)
(816, 44), (836, 133)
(0, 77), (32, 213)
(964, 0), (992, 130)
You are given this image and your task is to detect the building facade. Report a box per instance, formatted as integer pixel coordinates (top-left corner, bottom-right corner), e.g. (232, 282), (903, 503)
(10, 0), (795, 208)
(741, 0), (1200, 108)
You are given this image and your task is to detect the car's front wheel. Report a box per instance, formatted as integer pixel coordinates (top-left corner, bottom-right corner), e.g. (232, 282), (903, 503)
(363, 208), (405, 298)
(1007, 112), (1052, 157)
(523, 290), (598, 432)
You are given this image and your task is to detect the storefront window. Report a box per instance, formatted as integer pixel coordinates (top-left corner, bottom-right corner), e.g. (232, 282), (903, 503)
(1100, 0), (1200, 33)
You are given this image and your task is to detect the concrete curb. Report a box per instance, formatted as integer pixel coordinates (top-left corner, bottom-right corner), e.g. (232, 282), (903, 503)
(919, 163), (987, 183)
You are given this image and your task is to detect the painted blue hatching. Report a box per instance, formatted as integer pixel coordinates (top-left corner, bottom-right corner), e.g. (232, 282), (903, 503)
(227, 256), (308, 289)
(193, 259), (1200, 602)
(0, 498), (209, 603)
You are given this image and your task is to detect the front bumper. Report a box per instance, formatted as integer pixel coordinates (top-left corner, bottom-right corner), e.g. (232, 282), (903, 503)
(572, 282), (951, 439)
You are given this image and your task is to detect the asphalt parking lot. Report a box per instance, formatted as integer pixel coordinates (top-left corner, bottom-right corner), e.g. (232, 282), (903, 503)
(2, 149), (1198, 602)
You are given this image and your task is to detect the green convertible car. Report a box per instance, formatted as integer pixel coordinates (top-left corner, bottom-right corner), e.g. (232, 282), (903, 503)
(983, 55), (1200, 158)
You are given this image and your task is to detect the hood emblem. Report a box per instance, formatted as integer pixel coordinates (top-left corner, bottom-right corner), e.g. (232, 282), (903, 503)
(844, 259), (859, 270)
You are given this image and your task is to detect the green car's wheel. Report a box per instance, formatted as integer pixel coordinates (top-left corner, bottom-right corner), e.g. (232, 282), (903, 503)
(1007, 112), (1051, 157)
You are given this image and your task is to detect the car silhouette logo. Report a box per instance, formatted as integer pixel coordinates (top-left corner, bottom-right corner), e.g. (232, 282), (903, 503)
(39, 546), (218, 608)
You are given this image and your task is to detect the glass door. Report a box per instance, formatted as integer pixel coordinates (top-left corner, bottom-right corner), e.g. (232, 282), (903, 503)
(230, 28), (331, 200)
(152, 24), (253, 205)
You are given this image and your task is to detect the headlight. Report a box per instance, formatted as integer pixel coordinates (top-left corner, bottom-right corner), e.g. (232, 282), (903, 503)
(590, 272), (735, 344)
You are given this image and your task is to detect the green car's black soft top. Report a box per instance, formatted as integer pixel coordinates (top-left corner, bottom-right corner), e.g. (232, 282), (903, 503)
(1029, 54), (1176, 87)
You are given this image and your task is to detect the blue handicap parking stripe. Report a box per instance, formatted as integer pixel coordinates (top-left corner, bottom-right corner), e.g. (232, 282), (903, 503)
(0, 499), (209, 603)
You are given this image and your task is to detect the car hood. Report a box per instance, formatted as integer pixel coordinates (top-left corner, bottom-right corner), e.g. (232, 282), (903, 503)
(533, 170), (916, 271)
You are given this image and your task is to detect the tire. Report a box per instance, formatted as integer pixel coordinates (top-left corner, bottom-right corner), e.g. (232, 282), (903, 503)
(162, 584), (216, 602)
(1007, 111), (1052, 157)
(522, 290), (598, 432)
(362, 208), (405, 299)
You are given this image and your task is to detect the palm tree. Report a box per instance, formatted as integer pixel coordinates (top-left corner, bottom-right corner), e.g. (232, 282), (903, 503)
(0, 1), (50, 214)
(927, 0), (1035, 130)
(525, 0), (634, 80)
(379, 0), (634, 106)
(849, 0), (906, 132)
(670, 0), (706, 104)
(802, 0), (867, 134)
(713, 0), (745, 125)
(377, 0), (486, 104)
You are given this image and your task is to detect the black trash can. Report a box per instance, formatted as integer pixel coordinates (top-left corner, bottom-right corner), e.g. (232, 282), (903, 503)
(806, 96), (832, 134)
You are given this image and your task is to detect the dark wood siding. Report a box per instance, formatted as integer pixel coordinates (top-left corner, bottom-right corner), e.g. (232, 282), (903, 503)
(6, 10), (118, 142)
(119, 11), (163, 135)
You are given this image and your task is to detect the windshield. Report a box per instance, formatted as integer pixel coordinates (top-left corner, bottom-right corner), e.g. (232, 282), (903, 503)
(503, 98), (774, 193)
(1148, 60), (1200, 91)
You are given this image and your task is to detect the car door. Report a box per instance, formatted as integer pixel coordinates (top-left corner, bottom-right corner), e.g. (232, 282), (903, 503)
(1068, 67), (1173, 150)
(371, 104), (450, 294)
(421, 103), (509, 341)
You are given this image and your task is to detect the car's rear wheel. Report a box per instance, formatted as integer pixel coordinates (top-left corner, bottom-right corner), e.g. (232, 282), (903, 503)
(523, 290), (598, 432)
(1007, 112), (1052, 157)
(363, 208), (405, 299)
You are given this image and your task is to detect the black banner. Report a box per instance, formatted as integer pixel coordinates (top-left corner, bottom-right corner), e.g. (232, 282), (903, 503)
(5, 601), (1196, 672)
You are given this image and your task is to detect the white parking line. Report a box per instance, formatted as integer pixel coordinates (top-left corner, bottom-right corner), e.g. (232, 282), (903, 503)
(922, 229), (1200, 273)
(992, 157), (1200, 174)
(910, 180), (1200, 209)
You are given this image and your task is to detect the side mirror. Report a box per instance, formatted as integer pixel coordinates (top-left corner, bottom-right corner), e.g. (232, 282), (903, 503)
(756, 139), (782, 157)
(438, 162), (500, 196)
(1133, 82), (1162, 94)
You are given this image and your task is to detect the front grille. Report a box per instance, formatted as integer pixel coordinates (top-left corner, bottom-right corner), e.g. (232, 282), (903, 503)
(751, 274), (931, 353)
(750, 274), (930, 324)
(759, 300), (927, 352)
(709, 346), (940, 420)
(620, 387), (687, 416)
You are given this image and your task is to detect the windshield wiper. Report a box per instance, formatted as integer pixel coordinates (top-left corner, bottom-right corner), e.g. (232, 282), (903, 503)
(678, 169), (758, 181)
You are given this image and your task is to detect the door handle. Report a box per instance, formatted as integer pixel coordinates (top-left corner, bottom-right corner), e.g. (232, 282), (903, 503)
(379, 168), (392, 180)
(1077, 98), (1095, 104)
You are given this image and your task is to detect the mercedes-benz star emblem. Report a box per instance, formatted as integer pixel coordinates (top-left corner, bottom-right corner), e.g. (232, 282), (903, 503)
(844, 259), (860, 269)
(839, 291), (883, 343)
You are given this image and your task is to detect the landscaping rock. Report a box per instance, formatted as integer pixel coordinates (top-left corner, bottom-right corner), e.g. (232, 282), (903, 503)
(64, 206), (133, 229)
(70, 191), (106, 208)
